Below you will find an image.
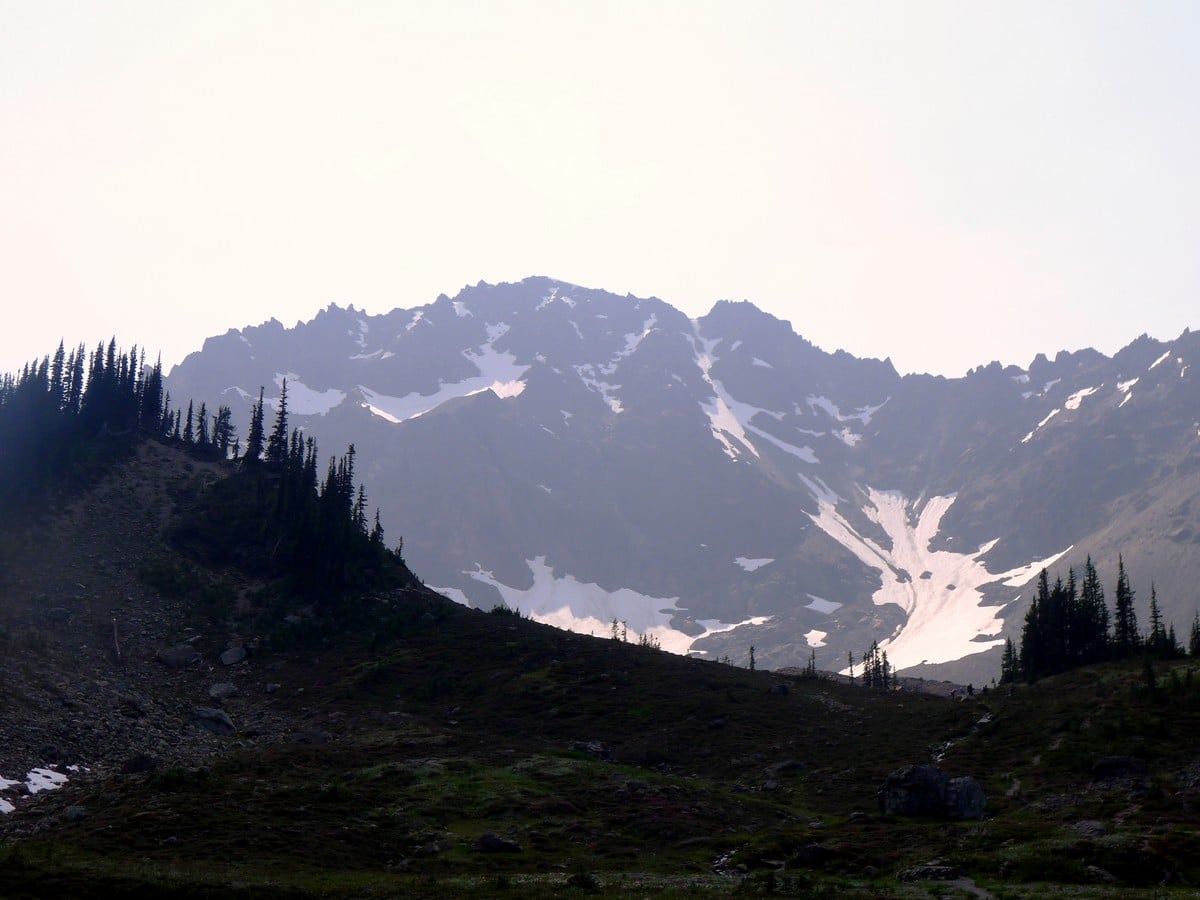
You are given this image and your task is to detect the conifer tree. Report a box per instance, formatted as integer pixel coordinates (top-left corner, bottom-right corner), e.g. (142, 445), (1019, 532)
(1000, 637), (1020, 683)
(196, 401), (209, 446)
(1147, 584), (1167, 655)
(183, 401), (194, 444)
(1112, 555), (1138, 657)
(244, 387), (266, 462)
(265, 379), (289, 467)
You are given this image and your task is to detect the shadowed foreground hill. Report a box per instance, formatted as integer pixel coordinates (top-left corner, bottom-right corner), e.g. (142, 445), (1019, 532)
(3, 438), (1200, 897)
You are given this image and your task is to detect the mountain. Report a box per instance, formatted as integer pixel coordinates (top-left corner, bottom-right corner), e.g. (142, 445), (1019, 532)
(166, 277), (1200, 682)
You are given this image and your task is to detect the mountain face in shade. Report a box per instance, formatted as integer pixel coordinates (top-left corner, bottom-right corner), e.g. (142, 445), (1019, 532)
(166, 276), (1200, 682)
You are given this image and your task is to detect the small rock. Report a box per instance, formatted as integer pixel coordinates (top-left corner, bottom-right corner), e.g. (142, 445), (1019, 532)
(63, 805), (87, 822)
(1074, 819), (1108, 838)
(1086, 864), (1119, 884)
(898, 862), (962, 882)
(220, 646), (247, 666)
(265, 683), (281, 694)
(474, 832), (522, 853)
(157, 645), (201, 669)
(208, 683), (240, 701)
(571, 740), (612, 761)
(765, 759), (806, 777)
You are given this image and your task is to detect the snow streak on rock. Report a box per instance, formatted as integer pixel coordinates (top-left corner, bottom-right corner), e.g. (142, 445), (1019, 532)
(358, 324), (529, 423)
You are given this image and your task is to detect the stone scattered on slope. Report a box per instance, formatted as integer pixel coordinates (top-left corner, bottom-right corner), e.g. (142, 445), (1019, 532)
(220, 646), (247, 666)
(157, 645), (201, 669)
(191, 707), (235, 736)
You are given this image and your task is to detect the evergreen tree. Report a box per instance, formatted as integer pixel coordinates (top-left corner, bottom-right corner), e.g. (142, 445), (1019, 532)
(1147, 584), (1167, 656)
(1000, 637), (1020, 683)
(1112, 555), (1138, 657)
(244, 387), (266, 462)
(265, 379), (289, 467)
(1079, 556), (1109, 664)
(196, 401), (209, 447)
(183, 400), (194, 445)
(212, 405), (236, 457)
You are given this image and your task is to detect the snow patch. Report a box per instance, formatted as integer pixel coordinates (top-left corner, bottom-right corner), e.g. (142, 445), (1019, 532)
(452, 301), (473, 318)
(807, 395), (888, 426)
(433, 585), (473, 607)
(745, 424), (818, 463)
(805, 595), (842, 614)
(1064, 386), (1099, 410)
(804, 629), (828, 648)
(358, 324), (529, 423)
(575, 314), (659, 413)
(803, 487), (1068, 669)
(729, 340), (743, 351)
(734, 557), (774, 572)
(268, 373), (347, 416)
(462, 557), (768, 655)
(406, 310), (427, 332)
(752, 357), (773, 368)
(1021, 408), (1061, 443)
(798, 473), (841, 504)
(0, 767), (70, 814)
(1150, 350), (1172, 369)
(350, 348), (395, 361)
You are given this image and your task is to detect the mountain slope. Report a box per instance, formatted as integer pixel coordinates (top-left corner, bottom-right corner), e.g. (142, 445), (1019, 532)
(5, 437), (1200, 897)
(166, 277), (1200, 682)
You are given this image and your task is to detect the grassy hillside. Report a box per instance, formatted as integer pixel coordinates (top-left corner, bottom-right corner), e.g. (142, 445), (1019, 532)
(2, 438), (1200, 897)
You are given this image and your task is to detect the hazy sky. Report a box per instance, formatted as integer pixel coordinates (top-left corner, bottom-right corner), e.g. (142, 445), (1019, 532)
(3, 1), (1198, 378)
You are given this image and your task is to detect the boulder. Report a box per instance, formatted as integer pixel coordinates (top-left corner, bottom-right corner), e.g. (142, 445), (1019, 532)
(879, 765), (986, 820)
(878, 764), (947, 817)
(208, 683), (240, 701)
(220, 646), (247, 666)
(191, 707), (235, 735)
(474, 832), (522, 853)
(157, 645), (200, 669)
(945, 776), (987, 820)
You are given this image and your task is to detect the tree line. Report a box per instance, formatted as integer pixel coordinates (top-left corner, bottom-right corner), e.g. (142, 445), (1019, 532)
(0, 339), (399, 597)
(1000, 556), (1199, 683)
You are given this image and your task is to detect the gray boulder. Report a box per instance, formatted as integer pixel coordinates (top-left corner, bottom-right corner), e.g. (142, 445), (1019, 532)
(157, 645), (201, 669)
(945, 776), (986, 820)
(220, 646), (247, 666)
(879, 764), (947, 817)
(191, 707), (235, 735)
(879, 765), (986, 820)
(208, 683), (240, 701)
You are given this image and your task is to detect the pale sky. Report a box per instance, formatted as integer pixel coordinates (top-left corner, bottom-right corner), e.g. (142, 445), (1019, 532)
(2, 1), (1198, 379)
